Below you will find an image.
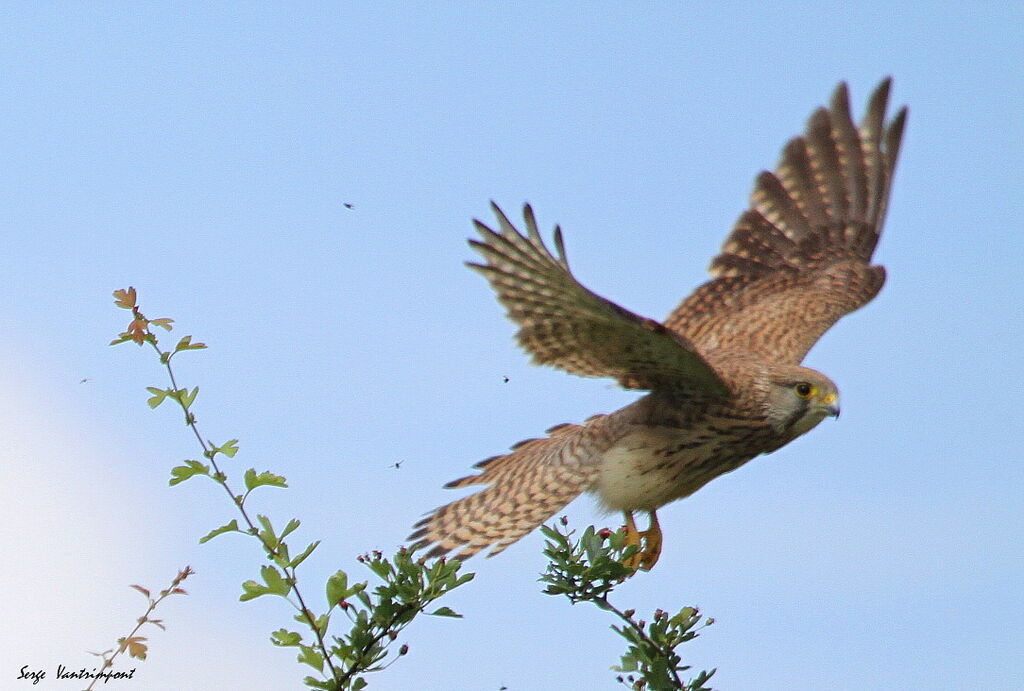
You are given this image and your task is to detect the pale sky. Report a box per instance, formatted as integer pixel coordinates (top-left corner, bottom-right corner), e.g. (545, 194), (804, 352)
(2, 3), (1022, 690)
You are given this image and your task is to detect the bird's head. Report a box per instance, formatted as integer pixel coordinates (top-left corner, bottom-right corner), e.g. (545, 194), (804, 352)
(762, 365), (840, 437)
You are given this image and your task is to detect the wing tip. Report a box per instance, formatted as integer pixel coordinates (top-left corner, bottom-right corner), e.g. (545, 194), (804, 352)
(829, 80), (851, 113)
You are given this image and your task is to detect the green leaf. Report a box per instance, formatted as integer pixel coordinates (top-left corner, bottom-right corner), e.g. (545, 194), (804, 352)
(254, 515), (279, 551)
(172, 386), (198, 409)
(272, 543), (291, 568)
(244, 469), (288, 492)
(296, 645), (324, 672)
(146, 387), (169, 409)
(614, 652), (640, 672)
(217, 439), (240, 458)
(429, 606), (462, 618)
(195, 520), (237, 544)
(168, 460), (211, 486)
(198, 519), (241, 544)
(326, 570), (348, 607)
(280, 518), (301, 540)
(257, 514), (275, 537)
(260, 565), (290, 595)
(270, 629), (303, 647)
(366, 559), (392, 580)
(240, 580), (271, 601)
(174, 335), (207, 351)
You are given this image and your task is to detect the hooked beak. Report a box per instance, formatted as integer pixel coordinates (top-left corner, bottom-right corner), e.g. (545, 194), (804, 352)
(821, 392), (840, 419)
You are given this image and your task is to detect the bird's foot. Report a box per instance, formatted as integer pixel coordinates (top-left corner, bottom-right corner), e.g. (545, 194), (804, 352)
(621, 511), (663, 571)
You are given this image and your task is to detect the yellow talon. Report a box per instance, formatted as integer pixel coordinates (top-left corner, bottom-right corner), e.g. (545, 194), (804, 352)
(622, 511), (642, 567)
(621, 511), (663, 571)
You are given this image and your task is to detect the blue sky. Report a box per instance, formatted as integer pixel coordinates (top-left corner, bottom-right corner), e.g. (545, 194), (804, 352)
(1, 3), (1021, 690)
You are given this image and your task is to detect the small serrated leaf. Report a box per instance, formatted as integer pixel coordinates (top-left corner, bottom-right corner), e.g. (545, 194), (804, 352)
(198, 519), (241, 544)
(296, 645), (325, 672)
(146, 387), (168, 409)
(257, 514), (275, 535)
(429, 606), (462, 618)
(366, 559), (392, 580)
(326, 570), (349, 607)
(289, 540), (320, 569)
(240, 580), (271, 602)
(280, 518), (301, 539)
(178, 386), (199, 408)
(261, 565), (290, 595)
(112, 287), (137, 309)
(174, 334), (206, 350)
(168, 460), (211, 486)
(120, 636), (148, 660)
(270, 629), (303, 647)
(149, 317), (174, 331)
(245, 469), (288, 491)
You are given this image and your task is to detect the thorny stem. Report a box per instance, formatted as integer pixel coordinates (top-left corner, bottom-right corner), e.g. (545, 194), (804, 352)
(145, 336), (342, 685)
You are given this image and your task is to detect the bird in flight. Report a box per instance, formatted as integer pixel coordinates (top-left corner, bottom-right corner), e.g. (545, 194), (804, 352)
(411, 79), (906, 570)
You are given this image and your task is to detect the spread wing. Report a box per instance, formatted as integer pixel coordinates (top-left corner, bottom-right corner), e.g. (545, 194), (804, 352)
(665, 78), (907, 364)
(470, 202), (729, 396)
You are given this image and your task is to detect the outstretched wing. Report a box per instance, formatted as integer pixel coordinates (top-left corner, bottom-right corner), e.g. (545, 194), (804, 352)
(665, 78), (907, 364)
(470, 202), (728, 396)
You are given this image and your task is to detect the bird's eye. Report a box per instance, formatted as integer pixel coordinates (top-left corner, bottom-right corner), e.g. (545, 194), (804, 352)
(794, 382), (815, 398)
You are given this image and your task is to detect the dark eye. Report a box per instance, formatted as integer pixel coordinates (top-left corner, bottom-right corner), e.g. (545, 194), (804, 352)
(794, 382), (814, 398)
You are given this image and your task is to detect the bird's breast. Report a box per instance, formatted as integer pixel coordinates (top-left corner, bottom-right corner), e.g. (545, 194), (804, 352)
(590, 420), (770, 512)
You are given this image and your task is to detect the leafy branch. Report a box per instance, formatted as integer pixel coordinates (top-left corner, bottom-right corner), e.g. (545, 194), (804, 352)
(111, 287), (473, 689)
(540, 519), (716, 691)
(86, 566), (194, 690)
(112, 286), (713, 689)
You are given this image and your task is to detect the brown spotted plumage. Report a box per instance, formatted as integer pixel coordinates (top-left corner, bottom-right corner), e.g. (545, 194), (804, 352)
(410, 79), (907, 568)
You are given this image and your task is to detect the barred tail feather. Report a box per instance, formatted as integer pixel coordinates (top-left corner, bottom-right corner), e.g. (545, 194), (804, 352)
(409, 420), (604, 560)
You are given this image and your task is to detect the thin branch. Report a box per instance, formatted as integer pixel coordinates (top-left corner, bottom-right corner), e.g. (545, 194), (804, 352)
(146, 337), (342, 683)
(595, 596), (686, 690)
(86, 566), (194, 691)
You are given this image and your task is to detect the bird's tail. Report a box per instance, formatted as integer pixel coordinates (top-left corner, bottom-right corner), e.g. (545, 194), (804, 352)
(409, 417), (606, 560)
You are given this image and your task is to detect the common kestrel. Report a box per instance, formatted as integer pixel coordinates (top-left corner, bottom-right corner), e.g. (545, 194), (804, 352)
(411, 79), (906, 569)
